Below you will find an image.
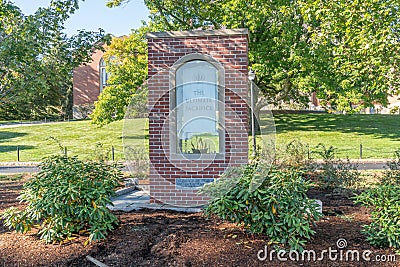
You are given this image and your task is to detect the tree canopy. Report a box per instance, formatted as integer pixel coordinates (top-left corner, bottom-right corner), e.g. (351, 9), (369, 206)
(106, 0), (400, 113)
(91, 27), (148, 126)
(2, 0), (399, 120)
(300, 0), (400, 111)
(0, 0), (108, 120)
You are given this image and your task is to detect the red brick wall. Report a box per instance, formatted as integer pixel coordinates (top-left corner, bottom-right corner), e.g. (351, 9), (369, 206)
(72, 49), (104, 106)
(147, 29), (249, 207)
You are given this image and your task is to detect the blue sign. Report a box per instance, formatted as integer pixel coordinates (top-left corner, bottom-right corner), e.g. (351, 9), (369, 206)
(175, 178), (215, 189)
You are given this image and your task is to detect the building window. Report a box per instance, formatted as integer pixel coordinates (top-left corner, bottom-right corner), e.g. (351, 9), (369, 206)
(174, 59), (224, 156)
(99, 58), (109, 92)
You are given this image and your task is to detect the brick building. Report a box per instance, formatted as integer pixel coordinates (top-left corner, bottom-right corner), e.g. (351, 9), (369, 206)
(72, 47), (109, 118)
(146, 29), (249, 207)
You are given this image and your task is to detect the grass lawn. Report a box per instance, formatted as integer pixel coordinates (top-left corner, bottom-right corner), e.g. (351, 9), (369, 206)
(0, 114), (399, 162)
(272, 113), (400, 159)
(0, 119), (147, 162)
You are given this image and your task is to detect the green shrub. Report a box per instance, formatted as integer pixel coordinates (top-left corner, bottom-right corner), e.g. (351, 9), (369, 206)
(275, 139), (313, 169)
(202, 163), (322, 251)
(354, 184), (400, 248)
(381, 149), (400, 185)
(1, 156), (122, 244)
(354, 150), (400, 248)
(313, 143), (336, 161)
(318, 158), (361, 189)
(313, 144), (361, 189)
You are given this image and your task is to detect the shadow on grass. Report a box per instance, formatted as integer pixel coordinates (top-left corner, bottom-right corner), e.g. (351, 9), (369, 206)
(0, 132), (27, 143)
(0, 145), (35, 153)
(0, 131), (34, 153)
(271, 114), (400, 140)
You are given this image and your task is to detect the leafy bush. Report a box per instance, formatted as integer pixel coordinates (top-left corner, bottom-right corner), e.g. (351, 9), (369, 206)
(1, 156), (122, 244)
(124, 149), (149, 180)
(313, 143), (336, 161)
(91, 142), (111, 161)
(353, 150), (400, 248)
(313, 144), (361, 189)
(202, 163), (322, 251)
(354, 184), (400, 248)
(381, 149), (400, 185)
(276, 139), (313, 169)
(318, 158), (360, 189)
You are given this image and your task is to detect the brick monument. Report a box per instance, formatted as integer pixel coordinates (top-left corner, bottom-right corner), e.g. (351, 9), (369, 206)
(146, 29), (249, 207)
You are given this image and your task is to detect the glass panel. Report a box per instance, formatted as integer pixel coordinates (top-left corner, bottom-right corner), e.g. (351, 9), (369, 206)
(175, 60), (219, 154)
(101, 67), (108, 87)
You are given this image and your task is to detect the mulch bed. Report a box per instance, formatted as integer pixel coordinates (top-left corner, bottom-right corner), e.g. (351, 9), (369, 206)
(0, 179), (398, 267)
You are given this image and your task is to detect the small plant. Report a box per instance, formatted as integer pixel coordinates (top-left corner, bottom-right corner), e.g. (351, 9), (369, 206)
(319, 158), (361, 189)
(201, 163), (322, 251)
(337, 214), (355, 222)
(124, 146), (149, 180)
(354, 184), (400, 248)
(91, 142), (110, 161)
(1, 155), (122, 244)
(46, 136), (66, 155)
(313, 144), (361, 189)
(274, 140), (315, 171)
(313, 143), (336, 161)
(381, 149), (400, 185)
(191, 136), (209, 154)
(283, 139), (310, 166)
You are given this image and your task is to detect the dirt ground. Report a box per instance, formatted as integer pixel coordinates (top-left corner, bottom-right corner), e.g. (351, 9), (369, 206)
(0, 178), (398, 267)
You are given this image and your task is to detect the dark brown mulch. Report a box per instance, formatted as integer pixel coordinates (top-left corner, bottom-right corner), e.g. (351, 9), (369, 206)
(0, 179), (398, 267)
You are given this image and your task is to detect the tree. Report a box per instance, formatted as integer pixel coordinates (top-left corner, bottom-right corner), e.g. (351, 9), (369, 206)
(300, 0), (400, 112)
(108, 0), (319, 107)
(91, 27), (148, 126)
(0, 2), (19, 93)
(106, 0), (400, 113)
(0, 0), (107, 120)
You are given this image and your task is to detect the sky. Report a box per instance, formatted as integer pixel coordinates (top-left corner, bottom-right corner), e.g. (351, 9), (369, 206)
(12, 0), (150, 37)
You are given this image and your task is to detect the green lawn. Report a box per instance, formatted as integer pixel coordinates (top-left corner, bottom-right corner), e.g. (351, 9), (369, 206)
(0, 114), (399, 162)
(0, 119), (147, 162)
(271, 113), (400, 159)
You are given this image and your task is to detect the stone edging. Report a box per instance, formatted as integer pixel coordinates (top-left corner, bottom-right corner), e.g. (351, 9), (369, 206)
(0, 162), (40, 167)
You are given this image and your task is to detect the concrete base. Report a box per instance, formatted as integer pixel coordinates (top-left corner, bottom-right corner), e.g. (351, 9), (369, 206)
(108, 190), (203, 213)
